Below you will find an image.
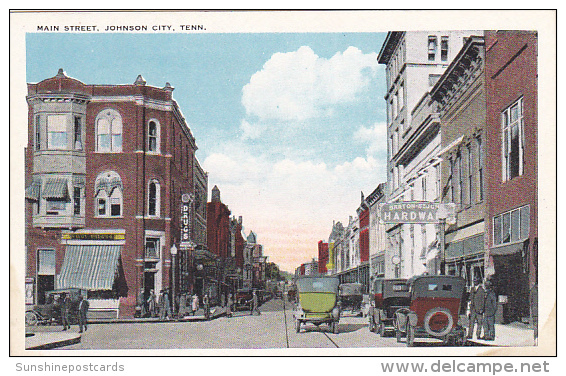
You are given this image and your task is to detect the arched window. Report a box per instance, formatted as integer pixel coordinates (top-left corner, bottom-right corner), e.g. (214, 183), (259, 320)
(148, 179), (160, 217)
(147, 119), (160, 153)
(96, 109), (122, 152)
(95, 171), (123, 217)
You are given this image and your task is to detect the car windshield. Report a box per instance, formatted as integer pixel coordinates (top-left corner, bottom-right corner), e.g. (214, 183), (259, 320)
(296, 277), (339, 293)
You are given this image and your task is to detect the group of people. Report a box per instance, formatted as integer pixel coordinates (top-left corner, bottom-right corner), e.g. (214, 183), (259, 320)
(56, 293), (89, 333)
(137, 288), (174, 320)
(467, 276), (497, 341)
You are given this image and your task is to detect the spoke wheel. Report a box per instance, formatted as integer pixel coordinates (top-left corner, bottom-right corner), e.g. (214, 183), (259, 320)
(25, 311), (38, 326)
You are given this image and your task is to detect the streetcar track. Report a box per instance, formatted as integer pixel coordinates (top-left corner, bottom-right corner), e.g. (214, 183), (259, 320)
(322, 330), (340, 348)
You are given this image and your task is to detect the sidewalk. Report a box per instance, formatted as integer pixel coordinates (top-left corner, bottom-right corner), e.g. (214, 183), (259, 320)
(25, 331), (81, 350)
(467, 322), (536, 347)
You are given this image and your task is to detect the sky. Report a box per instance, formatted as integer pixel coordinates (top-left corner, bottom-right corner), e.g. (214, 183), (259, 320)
(26, 32), (388, 272)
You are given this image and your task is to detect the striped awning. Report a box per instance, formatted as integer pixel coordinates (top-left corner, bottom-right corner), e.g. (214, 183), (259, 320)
(42, 178), (68, 199)
(57, 245), (121, 290)
(25, 176), (41, 201)
(94, 176), (123, 196)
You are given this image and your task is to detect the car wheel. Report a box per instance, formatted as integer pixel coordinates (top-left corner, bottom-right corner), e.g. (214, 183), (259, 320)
(406, 324), (415, 347)
(25, 311), (38, 326)
(368, 315), (375, 332)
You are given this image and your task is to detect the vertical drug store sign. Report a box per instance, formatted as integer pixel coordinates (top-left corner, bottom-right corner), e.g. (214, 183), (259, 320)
(379, 202), (456, 224)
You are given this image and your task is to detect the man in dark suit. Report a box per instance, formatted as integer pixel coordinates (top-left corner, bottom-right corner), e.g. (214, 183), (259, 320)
(77, 295), (89, 333)
(60, 293), (71, 331)
(467, 276), (485, 339)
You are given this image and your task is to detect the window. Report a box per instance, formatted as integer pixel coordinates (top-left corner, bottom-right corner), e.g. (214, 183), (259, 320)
(95, 171), (123, 217)
(74, 116), (82, 150)
(145, 237), (160, 259)
(148, 179), (160, 217)
(428, 36), (437, 61)
(35, 115), (41, 150)
(47, 114), (68, 149)
(441, 36), (449, 61)
(457, 152), (463, 204)
(421, 176), (427, 201)
(46, 199), (66, 216)
(502, 98), (524, 181)
(398, 82), (405, 111)
(96, 109), (122, 152)
(73, 187), (81, 215)
(147, 120), (159, 153)
(493, 205), (530, 246)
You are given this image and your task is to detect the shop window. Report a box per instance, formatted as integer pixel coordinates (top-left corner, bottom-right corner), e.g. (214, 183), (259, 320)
(96, 109), (123, 152)
(47, 114), (68, 150)
(502, 98), (525, 181)
(477, 136), (484, 202)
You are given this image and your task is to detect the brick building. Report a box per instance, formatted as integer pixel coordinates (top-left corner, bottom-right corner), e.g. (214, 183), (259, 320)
(484, 31), (538, 323)
(25, 70), (208, 318)
(317, 241), (329, 274)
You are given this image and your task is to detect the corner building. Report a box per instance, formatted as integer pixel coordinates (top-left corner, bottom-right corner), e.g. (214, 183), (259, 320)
(25, 70), (208, 318)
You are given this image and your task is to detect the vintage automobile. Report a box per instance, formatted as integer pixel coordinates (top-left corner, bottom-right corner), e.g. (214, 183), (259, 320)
(338, 282), (364, 314)
(233, 288), (254, 311)
(294, 275), (341, 334)
(25, 288), (82, 326)
(286, 284), (297, 303)
(368, 278), (410, 336)
(394, 275), (467, 347)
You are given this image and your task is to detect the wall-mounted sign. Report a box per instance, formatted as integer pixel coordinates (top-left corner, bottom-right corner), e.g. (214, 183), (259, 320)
(61, 233), (125, 241)
(379, 202), (456, 224)
(180, 193), (192, 248)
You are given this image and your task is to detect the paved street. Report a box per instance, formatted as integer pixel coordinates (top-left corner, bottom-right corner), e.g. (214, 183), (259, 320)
(32, 298), (411, 350)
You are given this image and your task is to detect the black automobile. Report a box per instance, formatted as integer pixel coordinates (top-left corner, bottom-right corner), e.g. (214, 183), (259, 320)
(25, 288), (82, 326)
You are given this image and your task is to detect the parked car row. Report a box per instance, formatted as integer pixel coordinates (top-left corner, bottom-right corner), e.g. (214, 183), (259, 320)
(293, 274), (467, 346)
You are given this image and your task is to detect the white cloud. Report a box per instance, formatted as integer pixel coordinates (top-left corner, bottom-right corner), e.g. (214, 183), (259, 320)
(353, 121), (388, 156)
(241, 46), (378, 124)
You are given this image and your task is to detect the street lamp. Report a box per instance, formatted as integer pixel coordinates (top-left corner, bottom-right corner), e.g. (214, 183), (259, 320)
(170, 243), (178, 316)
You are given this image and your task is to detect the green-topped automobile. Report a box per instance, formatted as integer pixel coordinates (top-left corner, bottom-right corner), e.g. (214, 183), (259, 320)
(294, 275), (341, 334)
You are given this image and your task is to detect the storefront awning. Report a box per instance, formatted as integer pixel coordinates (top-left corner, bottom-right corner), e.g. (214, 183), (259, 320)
(25, 176), (41, 201)
(42, 178), (68, 199)
(57, 245), (121, 290)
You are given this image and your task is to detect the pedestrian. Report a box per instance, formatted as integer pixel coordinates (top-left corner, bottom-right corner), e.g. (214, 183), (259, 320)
(137, 288), (147, 318)
(148, 289), (157, 318)
(226, 293), (233, 318)
(467, 276), (485, 339)
(60, 293), (71, 331)
(159, 290), (171, 320)
(203, 294), (210, 320)
(178, 293), (187, 319)
(77, 294), (89, 333)
(482, 279), (497, 341)
(192, 294), (199, 316)
(251, 290), (260, 315)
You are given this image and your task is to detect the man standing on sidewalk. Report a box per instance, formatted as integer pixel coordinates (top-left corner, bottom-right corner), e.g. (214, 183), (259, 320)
(468, 276), (485, 339)
(77, 295), (89, 333)
(483, 279), (497, 341)
(60, 293), (71, 331)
